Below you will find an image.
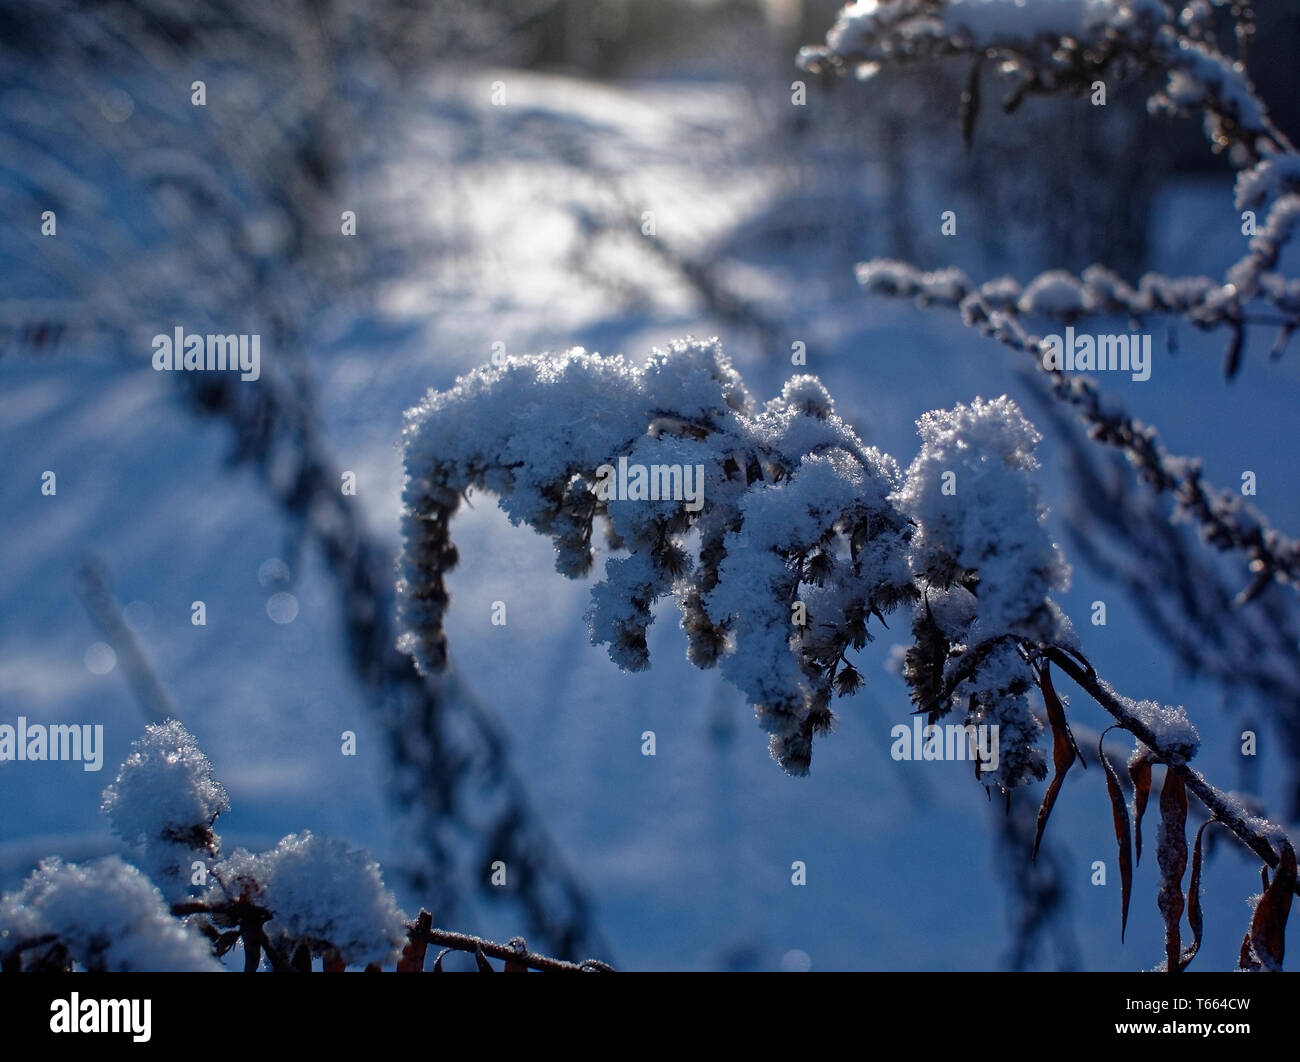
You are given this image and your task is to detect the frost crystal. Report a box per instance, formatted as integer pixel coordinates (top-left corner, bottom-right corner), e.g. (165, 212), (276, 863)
(1106, 683), (1200, 762)
(1018, 270), (1092, 318)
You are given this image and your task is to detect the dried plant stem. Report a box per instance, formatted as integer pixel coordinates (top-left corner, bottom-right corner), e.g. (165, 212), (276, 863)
(408, 920), (614, 973)
(1046, 649), (1296, 887)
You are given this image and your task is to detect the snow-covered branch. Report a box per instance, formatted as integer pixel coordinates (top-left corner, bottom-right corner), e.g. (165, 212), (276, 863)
(799, 0), (1293, 162)
(1, 722), (606, 973)
(397, 342), (1080, 782)
(858, 260), (1300, 598)
(1043, 647), (1297, 896)
(800, 0), (1300, 604)
(397, 339), (1297, 965)
(399, 339), (917, 775)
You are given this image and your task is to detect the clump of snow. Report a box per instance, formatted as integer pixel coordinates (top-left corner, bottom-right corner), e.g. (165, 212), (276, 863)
(1078, 264), (1140, 311)
(213, 832), (407, 967)
(1106, 683), (1200, 761)
(895, 395), (1072, 788)
(1136, 272), (1217, 314)
(101, 720), (229, 845)
(101, 719), (229, 902)
(1249, 195), (1300, 266)
(974, 275), (1022, 310)
(821, 0), (1131, 57)
(1017, 270), (1092, 317)
(0, 856), (219, 971)
(1152, 39), (1265, 131)
(897, 395), (1070, 644)
(942, 0), (1121, 45)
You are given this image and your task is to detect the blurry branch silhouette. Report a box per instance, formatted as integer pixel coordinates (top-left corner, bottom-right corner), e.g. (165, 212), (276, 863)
(562, 148), (792, 360)
(0, 0), (606, 960)
(994, 794), (1079, 971)
(75, 558), (175, 725)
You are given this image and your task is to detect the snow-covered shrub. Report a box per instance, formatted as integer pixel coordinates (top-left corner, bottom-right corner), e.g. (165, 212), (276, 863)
(2, 720), (604, 973)
(0, 856), (219, 972)
(799, 0), (1273, 164)
(101, 720), (230, 903)
(399, 340), (1083, 783)
(100, 723), (404, 965)
(398, 338), (921, 774)
(211, 833), (407, 968)
(398, 337), (1296, 969)
(5, 723), (403, 971)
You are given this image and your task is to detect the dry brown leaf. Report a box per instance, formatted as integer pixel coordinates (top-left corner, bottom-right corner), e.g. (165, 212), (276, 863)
(1032, 661), (1079, 862)
(1130, 752), (1154, 866)
(1178, 820), (1214, 972)
(1240, 841), (1297, 971)
(1100, 725), (1133, 941)
(1157, 769), (1189, 972)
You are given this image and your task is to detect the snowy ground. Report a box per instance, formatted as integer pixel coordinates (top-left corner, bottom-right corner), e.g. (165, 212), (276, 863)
(2, 66), (1297, 970)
